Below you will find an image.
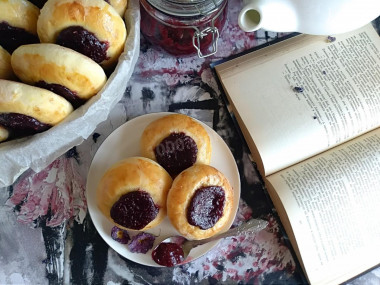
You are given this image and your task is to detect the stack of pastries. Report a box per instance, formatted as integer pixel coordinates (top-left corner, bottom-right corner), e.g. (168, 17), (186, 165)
(96, 113), (235, 241)
(0, 0), (128, 142)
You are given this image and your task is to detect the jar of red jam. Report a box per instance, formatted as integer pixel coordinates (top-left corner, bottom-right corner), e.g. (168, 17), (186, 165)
(140, 0), (228, 58)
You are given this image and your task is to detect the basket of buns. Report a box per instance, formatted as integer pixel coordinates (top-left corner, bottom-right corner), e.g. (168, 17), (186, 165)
(0, 0), (140, 187)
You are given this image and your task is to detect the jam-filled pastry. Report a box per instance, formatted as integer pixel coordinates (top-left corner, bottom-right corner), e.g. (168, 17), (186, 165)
(140, 113), (212, 177)
(96, 157), (173, 231)
(0, 46), (15, 80)
(0, 125), (9, 142)
(167, 164), (234, 240)
(0, 0), (40, 53)
(11, 43), (107, 109)
(37, 0), (127, 70)
(0, 80), (73, 138)
(108, 0), (128, 17)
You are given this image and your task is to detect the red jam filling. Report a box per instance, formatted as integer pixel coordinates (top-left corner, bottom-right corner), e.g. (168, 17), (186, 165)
(152, 242), (184, 267)
(56, 26), (110, 64)
(0, 113), (51, 139)
(154, 132), (198, 177)
(35, 81), (85, 109)
(187, 186), (225, 230)
(0, 21), (39, 53)
(110, 190), (159, 230)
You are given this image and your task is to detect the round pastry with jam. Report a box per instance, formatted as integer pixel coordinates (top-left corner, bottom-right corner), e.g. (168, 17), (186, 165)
(37, 0), (127, 70)
(0, 0), (40, 54)
(0, 80), (73, 141)
(11, 43), (107, 109)
(167, 164), (234, 240)
(96, 157), (173, 231)
(140, 113), (212, 178)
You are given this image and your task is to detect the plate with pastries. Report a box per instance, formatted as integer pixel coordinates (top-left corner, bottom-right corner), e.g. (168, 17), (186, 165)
(86, 112), (241, 267)
(0, 0), (140, 187)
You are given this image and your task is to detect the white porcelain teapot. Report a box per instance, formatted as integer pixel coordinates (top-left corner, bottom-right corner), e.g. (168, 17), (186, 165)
(238, 0), (380, 35)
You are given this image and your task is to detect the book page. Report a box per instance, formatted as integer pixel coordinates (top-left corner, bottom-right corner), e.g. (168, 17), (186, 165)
(215, 24), (380, 176)
(266, 128), (380, 284)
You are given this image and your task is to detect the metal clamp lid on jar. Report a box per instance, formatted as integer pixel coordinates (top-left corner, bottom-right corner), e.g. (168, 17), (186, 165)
(146, 0), (226, 58)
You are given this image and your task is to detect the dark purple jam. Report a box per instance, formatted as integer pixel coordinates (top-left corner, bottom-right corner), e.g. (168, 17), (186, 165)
(110, 190), (159, 230)
(154, 132), (197, 177)
(152, 242), (184, 267)
(56, 26), (109, 64)
(35, 81), (85, 109)
(187, 186), (225, 230)
(0, 113), (51, 139)
(0, 21), (39, 54)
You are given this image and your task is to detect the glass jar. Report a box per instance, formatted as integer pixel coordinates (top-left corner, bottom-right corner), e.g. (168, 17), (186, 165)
(140, 0), (228, 58)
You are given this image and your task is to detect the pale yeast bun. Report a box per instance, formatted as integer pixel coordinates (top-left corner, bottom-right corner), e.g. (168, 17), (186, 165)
(11, 43), (107, 101)
(140, 113), (212, 176)
(167, 164), (234, 240)
(96, 157), (173, 231)
(0, 0), (39, 36)
(37, 0), (127, 69)
(0, 79), (73, 125)
(0, 47), (15, 80)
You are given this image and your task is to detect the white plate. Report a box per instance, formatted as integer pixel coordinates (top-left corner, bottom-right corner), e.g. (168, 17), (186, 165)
(86, 112), (240, 267)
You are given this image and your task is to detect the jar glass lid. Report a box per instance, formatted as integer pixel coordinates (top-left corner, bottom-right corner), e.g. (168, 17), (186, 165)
(146, 0), (225, 17)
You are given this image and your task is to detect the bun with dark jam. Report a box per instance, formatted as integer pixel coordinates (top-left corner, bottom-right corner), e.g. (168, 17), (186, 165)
(96, 157), (173, 231)
(140, 113), (212, 178)
(11, 43), (107, 109)
(37, 0), (127, 70)
(167, 164), (234, 240)
(0, 79), (73, 140)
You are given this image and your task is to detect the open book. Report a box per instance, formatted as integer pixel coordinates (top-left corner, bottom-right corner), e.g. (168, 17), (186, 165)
(214, 24), (380, 285)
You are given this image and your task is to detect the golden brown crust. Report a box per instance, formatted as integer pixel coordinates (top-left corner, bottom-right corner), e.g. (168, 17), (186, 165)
(109, 0), (128, 16)
(96, 157), (173, 231)
(37, 0), (127, 69)
(0, 125), (9, 142)
(140, 113), (212, 167)
(0, 79), (73, 125)
(11, 44), (107, 100)
(0, 47), (15, 80)
(0, 0), (39, 35)
(167, 164), (234, 240)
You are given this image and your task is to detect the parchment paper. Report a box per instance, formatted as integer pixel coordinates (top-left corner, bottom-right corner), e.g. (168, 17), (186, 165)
(0, 0), (141, 188)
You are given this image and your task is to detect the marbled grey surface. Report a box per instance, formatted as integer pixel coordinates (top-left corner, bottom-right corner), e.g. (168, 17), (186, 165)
(1, 2), (380, 284)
